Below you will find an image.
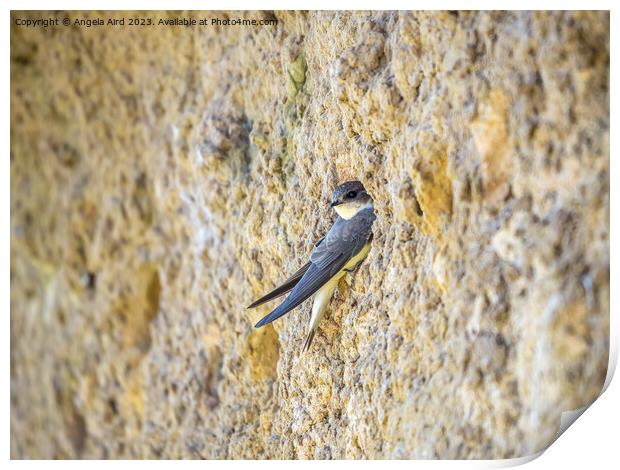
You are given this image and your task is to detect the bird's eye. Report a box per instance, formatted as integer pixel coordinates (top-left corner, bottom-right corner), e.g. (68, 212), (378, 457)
(346, 191), (357, 199)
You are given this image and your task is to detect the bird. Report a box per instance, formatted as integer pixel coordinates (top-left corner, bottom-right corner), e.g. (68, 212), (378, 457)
(248, 180), (376, 352)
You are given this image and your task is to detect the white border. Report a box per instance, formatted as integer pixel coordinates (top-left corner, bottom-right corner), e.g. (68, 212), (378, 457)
(1, 1), (618, 10)
(4, 2), (616, 467)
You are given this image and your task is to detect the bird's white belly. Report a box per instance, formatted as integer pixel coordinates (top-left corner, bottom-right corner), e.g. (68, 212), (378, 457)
(343, 239), (372, 271)
(308, 239), (372, 331)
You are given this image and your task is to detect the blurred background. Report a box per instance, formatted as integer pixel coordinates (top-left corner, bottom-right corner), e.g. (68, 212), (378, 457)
(10, 10), (609, 459)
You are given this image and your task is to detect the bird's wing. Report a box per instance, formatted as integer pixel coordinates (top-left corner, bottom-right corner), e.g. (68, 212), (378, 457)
(246, 261), (311, 309)
(246, 237), (325, 309)
(254, 209), (375, 328)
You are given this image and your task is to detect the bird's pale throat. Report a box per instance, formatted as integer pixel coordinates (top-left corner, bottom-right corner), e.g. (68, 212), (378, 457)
(334, 200), (374, 220)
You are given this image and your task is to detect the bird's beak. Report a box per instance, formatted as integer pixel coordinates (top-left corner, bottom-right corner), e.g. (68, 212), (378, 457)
(330, 200), (341, 207)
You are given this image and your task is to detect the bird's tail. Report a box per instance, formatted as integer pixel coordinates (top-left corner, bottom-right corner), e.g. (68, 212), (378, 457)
(302, 328), (316, 353)
(301, 275), (340, 353)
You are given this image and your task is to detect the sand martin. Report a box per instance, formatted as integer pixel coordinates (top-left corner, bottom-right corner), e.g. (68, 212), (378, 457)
(248, 180), (376, 352)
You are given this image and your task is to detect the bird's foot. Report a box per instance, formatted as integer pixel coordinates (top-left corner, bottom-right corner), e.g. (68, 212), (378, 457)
(344, 260), (364, 273)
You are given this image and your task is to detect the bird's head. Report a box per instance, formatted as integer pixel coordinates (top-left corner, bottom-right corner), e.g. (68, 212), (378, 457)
(330, 180), (374, 219)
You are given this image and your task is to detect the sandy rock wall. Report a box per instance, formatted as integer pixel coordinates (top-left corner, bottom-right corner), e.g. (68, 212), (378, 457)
(11, 11), (609, 459)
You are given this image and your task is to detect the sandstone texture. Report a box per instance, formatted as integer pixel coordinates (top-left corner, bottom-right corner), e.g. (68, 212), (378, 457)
(11, 11), (609, 459)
